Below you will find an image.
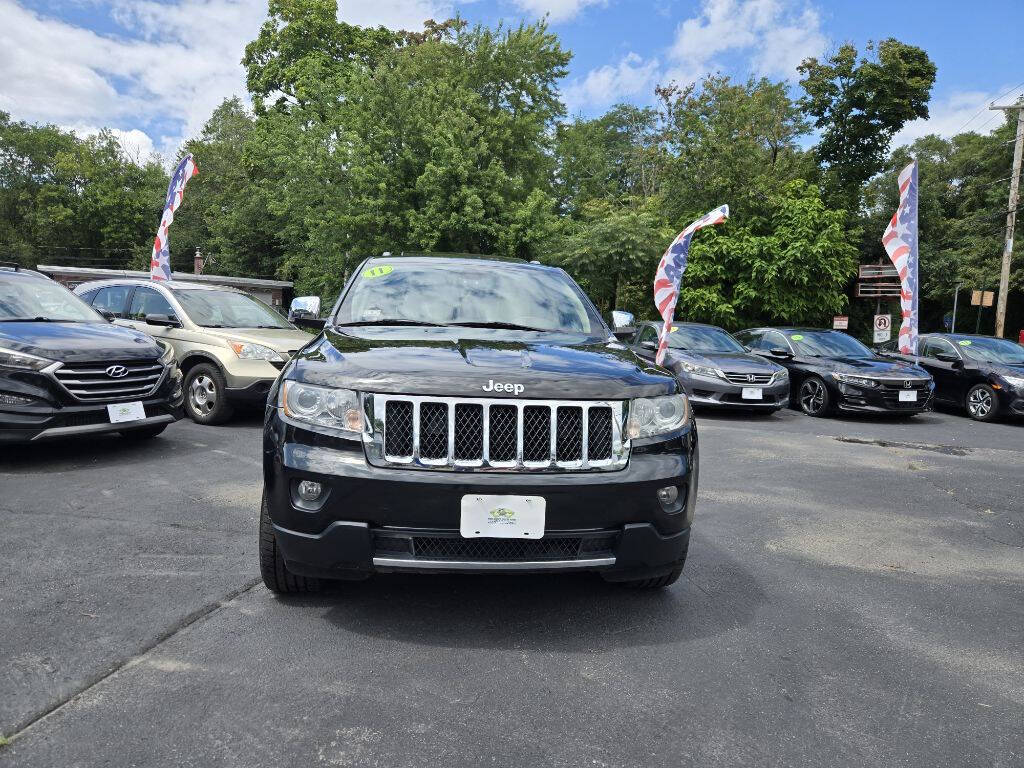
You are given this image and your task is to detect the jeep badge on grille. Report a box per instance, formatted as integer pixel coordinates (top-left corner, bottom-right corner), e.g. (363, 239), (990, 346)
(482, 379), (525, 395)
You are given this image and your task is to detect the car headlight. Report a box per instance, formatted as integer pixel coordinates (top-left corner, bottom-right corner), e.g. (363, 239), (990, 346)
(773, 368), (789, 381)
(680, 361), (725, 379)
(0, 346), (55, 371)
(831, 373), (879, 388)
(228, 340), (284, 362)
(280, 381), (364, 434)
(626, 394), (691, 439)
(1003, 375), (1024, 390)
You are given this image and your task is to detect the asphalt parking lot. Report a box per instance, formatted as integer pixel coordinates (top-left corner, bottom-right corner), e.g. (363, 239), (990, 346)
(1, 406), (1022, 767)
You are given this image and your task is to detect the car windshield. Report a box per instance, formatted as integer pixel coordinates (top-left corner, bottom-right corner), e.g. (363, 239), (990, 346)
(955, 337), (1024, 365)
(787, 330), (873, 358)
(335, 261), (597, 334)
(667, 325), (745, 353)
(0, 277), (102, 323)
(172, 289), (293, 329)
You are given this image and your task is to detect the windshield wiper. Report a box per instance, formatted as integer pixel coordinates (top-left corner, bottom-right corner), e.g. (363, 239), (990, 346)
(449, 321), (551, 333)
(2, 316), (71, 322)
(336, 320), (445, 327)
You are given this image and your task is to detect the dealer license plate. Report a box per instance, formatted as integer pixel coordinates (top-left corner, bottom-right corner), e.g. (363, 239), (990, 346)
(741, 387), (763, 400)
(107, 401), (146, 423)
(898, 390), (918, 402)
(460, 495), (546, 539)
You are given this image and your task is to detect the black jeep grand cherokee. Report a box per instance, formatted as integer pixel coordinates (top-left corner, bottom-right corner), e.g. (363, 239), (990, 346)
(261, 256), (698, 592)
(0, 265), (183, 443)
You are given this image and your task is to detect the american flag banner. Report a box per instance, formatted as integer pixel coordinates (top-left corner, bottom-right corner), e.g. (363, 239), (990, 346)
(881, 159), (919, 354)
(151, 153), (198, 281)
(653, 205), (729, 366)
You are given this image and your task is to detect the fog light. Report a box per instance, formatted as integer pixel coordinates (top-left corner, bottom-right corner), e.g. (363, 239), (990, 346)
(0, 392), (34, 406)
(297, 480), (323, 502)
(656, 486), (679, 505)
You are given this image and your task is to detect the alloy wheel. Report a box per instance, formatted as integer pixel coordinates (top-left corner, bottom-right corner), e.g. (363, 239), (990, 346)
(967, 387), (993, 419)
(189, 373), (217, 416)
(800, 379), (826, 414)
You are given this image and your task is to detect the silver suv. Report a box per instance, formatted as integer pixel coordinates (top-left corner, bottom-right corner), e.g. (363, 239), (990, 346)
(75, 279), (311, 424)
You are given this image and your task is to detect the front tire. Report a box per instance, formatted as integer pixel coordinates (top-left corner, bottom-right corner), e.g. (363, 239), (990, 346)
(799, 376), (831, 417)
(259, 494), (321, 594)
(966, 383), (999, 422)
(184, 363), (234, 425)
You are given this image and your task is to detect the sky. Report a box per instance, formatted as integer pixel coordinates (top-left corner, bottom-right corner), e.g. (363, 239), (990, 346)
(1, 0), (1022, 162)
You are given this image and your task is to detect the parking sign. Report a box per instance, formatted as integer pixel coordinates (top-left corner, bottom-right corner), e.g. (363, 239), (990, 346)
(873, 314), (892, 343)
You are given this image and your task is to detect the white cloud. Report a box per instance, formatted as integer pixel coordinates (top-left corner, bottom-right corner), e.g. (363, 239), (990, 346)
(670, 0), (825, 80)
(563, 53), (660, 113)
(0, 0), (455, 164)
(509, 0), (607, 23)
(66, 124), (158, 162)
(893, 86), (1024, 146)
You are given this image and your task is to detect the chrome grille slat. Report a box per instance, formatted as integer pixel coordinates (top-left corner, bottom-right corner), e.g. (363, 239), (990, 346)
(52, 359), (165, 402)
(367, 395), (627, 472)
(723, 372), (774, 385)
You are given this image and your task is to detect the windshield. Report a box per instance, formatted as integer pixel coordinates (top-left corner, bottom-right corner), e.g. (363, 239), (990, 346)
(667, 325), (745, 353)
(787, 330), (873, 358)
(172, 289), (293, 329)
(335, 262), (597, 335)
(0, 277), (103, 323)
(955, 337), (1024, 365)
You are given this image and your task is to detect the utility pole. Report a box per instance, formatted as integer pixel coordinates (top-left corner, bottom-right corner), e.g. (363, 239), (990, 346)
(989, 101), (1024, 337)
(951, 281), (960, 333)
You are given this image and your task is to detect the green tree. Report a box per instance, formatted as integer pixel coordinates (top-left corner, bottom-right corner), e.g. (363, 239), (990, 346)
(798, 39), (937, 211)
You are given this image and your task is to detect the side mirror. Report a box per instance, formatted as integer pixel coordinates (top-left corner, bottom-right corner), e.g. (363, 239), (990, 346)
(145, 313), (180, 327)
(289, 296), (322, 321)
(293, 316), (327, 332)
(641, 340), (658, 351)
(935, 352), (960, 364)
(100, 310), (115, 322)
(769, 347), (792, 358)
(610, 310), (635, 330)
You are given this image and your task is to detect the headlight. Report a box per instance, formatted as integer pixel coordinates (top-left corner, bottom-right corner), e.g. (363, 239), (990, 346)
(157, 341), (175, 365)
(280, 381), (364, 434)
(228, 340), (284, 362)
(1003, 375), (1024, 390)
(680, 361), (725, 379)
(773, 368), (789, 381)
(831, 373), (879, 388)
(626, 394), (690, 439)
(0, 346), (55, 371)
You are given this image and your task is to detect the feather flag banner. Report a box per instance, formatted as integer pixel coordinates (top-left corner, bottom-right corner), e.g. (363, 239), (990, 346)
(652, 205), (729, 366)
(151, 153), (198, 281)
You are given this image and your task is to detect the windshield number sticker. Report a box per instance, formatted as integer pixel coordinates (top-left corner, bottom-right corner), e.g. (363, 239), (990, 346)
(958, 340), (972, 346)
(790, 334), (804, 341)
(362, 265), (393, 279)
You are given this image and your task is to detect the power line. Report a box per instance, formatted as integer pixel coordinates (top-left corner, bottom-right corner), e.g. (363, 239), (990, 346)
(951, 80), (1024, 135)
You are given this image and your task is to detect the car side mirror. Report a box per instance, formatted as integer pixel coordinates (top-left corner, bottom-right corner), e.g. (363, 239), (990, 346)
(769, 347), (792, 358)
(612, 328), (636, 342)
(935, 352), (960, 364)
(640, 340), (657, 351)
(100, 310), (115, 322)
(293, 316), (327, 332)
(610, 310), (635, 331)
(145, 313), (180, 327)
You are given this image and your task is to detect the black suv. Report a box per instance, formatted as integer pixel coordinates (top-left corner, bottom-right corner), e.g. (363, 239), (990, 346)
(261, 256), (697, 592)
(0, 265), (183, 442)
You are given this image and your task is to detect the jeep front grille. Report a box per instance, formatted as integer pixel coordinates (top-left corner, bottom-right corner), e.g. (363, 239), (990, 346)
(365, 395), (627, 472)
(53, 359), (165, 402)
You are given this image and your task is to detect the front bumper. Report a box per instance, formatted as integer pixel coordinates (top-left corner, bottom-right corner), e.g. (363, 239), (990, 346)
(684, 377), (789, 409)
(0, 366), (183, 443)
(263, 411), (697, 581)
(833, 380), (934, 413)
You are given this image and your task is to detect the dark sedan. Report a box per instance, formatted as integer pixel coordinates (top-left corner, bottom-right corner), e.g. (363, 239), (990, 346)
(733, 327), (934, 417)
(630, 321), (789, 412)
(883, 334), (1024, 422)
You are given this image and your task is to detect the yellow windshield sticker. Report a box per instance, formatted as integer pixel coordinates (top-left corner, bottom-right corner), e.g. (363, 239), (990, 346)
(958, 339), (972, 346)
(362, 265), (393, 279)
(790, 334), (804, 341)
(670, 326), (679, 332)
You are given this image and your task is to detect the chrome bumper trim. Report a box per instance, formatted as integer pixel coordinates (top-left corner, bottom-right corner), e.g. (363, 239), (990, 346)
(371, 556), (616, 571)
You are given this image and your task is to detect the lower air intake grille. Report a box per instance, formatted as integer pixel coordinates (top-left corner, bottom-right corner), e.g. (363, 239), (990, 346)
(372, 531), (620, 562)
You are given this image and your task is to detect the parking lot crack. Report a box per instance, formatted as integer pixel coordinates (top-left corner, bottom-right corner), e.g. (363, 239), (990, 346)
(831, 436), (972, 456)
(2, 577), (261, 742)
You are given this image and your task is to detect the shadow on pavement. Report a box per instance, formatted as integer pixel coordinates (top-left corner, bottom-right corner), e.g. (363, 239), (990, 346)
(273, 540), (763, 653)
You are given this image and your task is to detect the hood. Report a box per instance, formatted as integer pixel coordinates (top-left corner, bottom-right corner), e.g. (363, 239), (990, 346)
(198, 326), (313, 353)
(288, 327), (676, 399)
(0, 321), (163, 364)
(814, 355), (930, 378)
(667, 349), (781, 374)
